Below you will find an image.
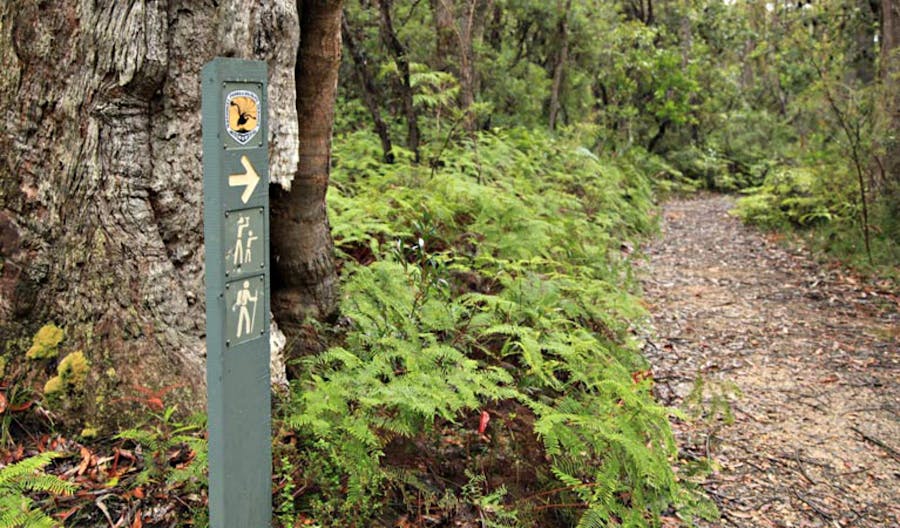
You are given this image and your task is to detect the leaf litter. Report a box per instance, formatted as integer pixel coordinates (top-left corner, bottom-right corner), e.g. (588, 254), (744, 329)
(639, 195), (899, 528)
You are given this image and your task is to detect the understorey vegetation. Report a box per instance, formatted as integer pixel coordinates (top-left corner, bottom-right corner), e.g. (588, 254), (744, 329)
(277, 128), (715, 526)
(0, 129), (715, 527)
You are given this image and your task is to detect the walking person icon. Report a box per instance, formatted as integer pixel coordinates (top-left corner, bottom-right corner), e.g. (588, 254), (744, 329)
(232, 280), (259, 338)
(244, 229), (258, 264)
(233, 216), (250, 267)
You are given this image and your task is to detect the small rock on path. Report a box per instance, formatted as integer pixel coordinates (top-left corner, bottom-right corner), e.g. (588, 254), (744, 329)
(640, 195), (899, 528)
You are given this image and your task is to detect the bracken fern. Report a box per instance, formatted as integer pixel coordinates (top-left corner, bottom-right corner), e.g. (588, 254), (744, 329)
(0, 452), (75, 528)
(287, 127), (714, 526)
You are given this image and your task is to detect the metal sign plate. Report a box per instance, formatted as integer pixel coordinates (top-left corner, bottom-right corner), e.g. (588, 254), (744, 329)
(225, 275), (266, 347)
(225, 208), (265, 277)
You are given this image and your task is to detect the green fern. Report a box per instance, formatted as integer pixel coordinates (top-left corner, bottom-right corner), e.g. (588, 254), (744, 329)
(291, 127), (710, 526)
(0, 452), (75, 528)
(115, 407), (207, 489)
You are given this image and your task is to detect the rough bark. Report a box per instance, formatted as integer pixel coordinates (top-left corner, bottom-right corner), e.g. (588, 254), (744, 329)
(342, 13), (394, 163)
(0, 1), (300, 429)
(270, 0), (342, 333)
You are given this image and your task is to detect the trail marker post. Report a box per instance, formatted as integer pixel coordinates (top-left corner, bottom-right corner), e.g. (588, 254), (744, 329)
(201, 58), (272, 528)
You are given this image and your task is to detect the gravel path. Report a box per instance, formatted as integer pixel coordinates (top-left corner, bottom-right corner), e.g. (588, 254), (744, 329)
(640, 195), (899, 528)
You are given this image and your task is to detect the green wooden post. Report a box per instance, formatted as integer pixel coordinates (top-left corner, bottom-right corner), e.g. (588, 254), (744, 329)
(201, 58), (272, 528)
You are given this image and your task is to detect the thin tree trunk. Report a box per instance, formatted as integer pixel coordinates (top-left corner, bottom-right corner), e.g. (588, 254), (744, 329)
(377, 0), (421, 162)
(549, 0), (572, 131)
(458, 0), (478, 125)
(487, 3), (504, 51)
(430, 0), (456, 72)
(741, 38), (755, 90)
(459, 0), (492, 130)
(882, 0), (900, 189)
(342, 13), (394, 163)
(847, 1), (879, 84)
(271, 0), (343, 330)
(648, 118), (670, 154)
(428, 0), (490, 131)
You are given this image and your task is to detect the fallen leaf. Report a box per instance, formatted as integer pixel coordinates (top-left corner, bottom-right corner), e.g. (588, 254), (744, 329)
(54, 506), (81, 522)
(478, 410), (490, 435)
(77, 446), (92, 476)
(8, 398), (33, 412)
(131, 510), (143, 528)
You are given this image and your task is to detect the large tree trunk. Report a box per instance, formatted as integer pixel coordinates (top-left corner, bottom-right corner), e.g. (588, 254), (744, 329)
(0, 1), (301, 429)
(270, 0), (342, 337)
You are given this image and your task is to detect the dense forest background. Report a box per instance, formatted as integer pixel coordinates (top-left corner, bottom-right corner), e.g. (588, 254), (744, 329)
(0, 0), (897, 527)
(336, 0), (898, 267)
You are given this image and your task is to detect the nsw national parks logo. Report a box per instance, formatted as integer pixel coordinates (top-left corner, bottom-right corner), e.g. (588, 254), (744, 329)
(225, 90), (260, 145)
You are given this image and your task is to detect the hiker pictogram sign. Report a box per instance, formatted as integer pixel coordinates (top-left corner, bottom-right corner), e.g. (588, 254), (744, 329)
(201, 58), (272, 528)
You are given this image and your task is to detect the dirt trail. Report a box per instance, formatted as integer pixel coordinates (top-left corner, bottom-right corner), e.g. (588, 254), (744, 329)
(640, 195), (899, 528)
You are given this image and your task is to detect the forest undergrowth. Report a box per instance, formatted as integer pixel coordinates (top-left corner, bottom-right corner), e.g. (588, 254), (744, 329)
(0, 128), (718, 527)
(278, 128), (716, 527)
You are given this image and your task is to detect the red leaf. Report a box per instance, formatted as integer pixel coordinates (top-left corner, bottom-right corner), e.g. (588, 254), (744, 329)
(0, 392), (6, 413)
(478, 411), (490, 435)
(54, 506), (81, 521)
(8, 399), (33, 412)
(631, 370), (653, 384)
(131, 510), (143, 528)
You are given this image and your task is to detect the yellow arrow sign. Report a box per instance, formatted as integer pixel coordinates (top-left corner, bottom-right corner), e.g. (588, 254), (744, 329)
(229, 155), (260, 204)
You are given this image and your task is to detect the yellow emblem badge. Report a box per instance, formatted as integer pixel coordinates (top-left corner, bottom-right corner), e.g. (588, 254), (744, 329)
(225, 90), (260, 145)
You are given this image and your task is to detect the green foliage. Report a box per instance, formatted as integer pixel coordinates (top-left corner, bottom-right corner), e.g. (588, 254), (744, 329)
(735, 159), (898, 273)
(459, 471), (519, 527)
(685, 375), (742, 427)
(115, 406), (207, 490)
(734, 167), (837, 229)
(0, 452), (76, 528)
(275, 456), (298, 528)
(286, 128), (710, 526)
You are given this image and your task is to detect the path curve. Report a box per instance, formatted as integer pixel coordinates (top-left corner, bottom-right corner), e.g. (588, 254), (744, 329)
(641, 195), (899, 528)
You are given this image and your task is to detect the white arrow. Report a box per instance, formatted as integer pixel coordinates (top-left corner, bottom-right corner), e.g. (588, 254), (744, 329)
(229, 155), (260, 204)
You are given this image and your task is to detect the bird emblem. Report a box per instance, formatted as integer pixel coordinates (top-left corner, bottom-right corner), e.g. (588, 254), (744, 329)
(225, 90), (261, 144)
